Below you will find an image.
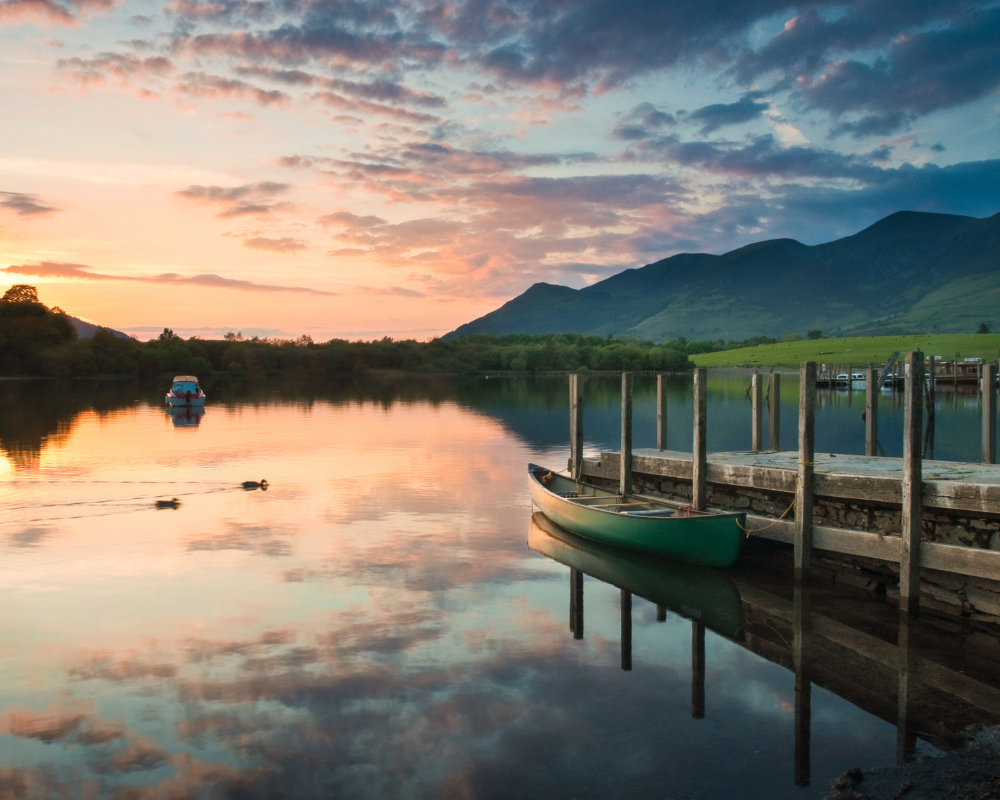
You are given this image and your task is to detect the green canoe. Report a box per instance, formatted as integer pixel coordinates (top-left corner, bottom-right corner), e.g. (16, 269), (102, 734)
(528, 463), (745, 568)
(528, 512), (745, 638)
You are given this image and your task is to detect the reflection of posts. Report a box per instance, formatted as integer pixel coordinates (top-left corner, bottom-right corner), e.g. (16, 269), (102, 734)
(896, 614), (918, 765)
(621, 590), (632, 671)
(570, 568), (584, 640)
(692, 620), (705, 719)
(793, 585), (811, 787)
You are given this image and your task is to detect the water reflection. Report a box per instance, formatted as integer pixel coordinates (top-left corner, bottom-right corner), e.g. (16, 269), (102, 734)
(1, 376), (998, 799)
(166, 406), (205, 427)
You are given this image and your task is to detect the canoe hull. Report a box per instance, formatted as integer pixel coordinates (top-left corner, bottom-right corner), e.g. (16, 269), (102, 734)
(528, 465), (745, 568)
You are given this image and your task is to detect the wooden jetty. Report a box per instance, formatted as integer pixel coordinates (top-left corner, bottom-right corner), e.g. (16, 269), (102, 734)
(565, 355), (1000, 620)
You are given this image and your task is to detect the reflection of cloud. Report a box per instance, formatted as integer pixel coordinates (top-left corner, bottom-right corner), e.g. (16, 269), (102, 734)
(8, 526), (53, 549)
(186, 521), (293, 557)
(2, 261), (334, 295)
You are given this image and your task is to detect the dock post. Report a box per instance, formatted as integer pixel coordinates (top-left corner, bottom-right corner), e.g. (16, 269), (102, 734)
(793, 584), (811, 786)
(570, 568), (584, 639)
(656, 605), (666, 622)
(657, 373), (668, 451)
(984, 363), (997, 464)
(955, 352), (960, 390)
(978, 360), (983, 395)
(794, 362), (817, 576)
(621, 590), (632, 671)
(692, 620), (705, 719)
(620, 372), (633, 495)
(693, 368), (707, 510)
(751, 372), (763, 452)
(866, 363), (878, 457)
(768, 370), (780, 451)
(569, 374), (584, 480)
(847, 362), (853, 394)
(900, 351), (924, 617)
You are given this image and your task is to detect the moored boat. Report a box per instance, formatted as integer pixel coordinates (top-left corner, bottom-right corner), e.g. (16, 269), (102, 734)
(165, 375), (206, 406)
(528, 464), (745, 568)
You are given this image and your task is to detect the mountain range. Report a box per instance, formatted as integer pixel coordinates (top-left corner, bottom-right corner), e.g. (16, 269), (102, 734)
(445, 210), (1000, 342)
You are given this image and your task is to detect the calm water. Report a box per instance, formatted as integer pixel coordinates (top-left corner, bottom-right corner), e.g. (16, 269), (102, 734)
(1, 373), (997, 799)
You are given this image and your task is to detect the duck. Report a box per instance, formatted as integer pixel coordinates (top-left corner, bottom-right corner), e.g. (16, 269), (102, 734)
(241, 479), (269, 491)
(155, 498), (181, 509)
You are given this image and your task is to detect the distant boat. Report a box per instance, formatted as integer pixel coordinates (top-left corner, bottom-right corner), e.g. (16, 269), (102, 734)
(165, 375), (206, 406)
(834, 372), (866, 387)
(528, 464), (745, 568)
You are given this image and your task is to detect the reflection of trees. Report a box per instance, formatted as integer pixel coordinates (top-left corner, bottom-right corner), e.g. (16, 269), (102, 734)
(0, 380), (144, 470)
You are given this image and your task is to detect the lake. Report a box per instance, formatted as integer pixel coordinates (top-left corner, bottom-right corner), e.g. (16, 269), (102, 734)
(2, 372), (997, 799)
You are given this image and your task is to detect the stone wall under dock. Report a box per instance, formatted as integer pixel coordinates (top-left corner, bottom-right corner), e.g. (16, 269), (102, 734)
(579, 459), (1000, 628)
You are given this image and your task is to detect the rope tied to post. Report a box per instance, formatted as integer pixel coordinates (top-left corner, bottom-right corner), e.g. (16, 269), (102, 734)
(736, 495), (797, 538)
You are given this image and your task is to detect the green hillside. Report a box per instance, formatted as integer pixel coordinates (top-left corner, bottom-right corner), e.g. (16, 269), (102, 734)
(690, 334), (1000, 369)
(446, 210), (1000, 341)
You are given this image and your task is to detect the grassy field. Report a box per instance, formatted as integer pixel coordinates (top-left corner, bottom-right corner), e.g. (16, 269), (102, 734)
(690, 333), (1000, 368)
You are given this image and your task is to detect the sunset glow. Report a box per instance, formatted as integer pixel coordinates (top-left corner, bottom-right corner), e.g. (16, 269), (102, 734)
(2, 0), (999, 338)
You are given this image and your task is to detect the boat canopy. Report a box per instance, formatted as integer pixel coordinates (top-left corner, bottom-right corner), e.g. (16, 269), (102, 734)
(172, 375), (198, 382)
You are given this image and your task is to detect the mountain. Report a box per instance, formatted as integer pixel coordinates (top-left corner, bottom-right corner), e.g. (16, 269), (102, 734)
(446, 210), (1000, 341)
(69, 316), (129, 339)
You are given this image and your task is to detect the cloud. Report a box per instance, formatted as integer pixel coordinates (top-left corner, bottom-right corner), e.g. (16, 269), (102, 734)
(612, 102), (676, 140)
(687, 95), (769, 135)
(176, 181), (290, 217)
(2, 261), (335, 294)
(57, 52), (174, 86)
(174, 71), (290, 106)
(0, 191), (58, 216)
(242, 236), (309, 253)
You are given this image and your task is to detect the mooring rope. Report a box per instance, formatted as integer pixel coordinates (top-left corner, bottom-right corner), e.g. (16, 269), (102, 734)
(736, 494), (797, 537)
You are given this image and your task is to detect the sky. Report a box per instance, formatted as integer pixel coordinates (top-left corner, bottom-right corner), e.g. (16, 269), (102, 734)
(1, 0), (999, 340)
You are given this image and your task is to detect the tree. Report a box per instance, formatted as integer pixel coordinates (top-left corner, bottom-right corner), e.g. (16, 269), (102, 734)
(807, 329), (823, 340)
(2, 284), (40, 304)
(978, 322), (991, 334)
(158, 328), (181, 342)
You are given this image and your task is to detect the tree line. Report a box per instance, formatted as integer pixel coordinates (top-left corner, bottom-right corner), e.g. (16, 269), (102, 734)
(2, 284), (814, 379)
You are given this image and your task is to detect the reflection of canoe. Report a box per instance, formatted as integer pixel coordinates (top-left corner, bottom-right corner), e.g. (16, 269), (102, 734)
(529, 512), (745, 638)
(528, 464), (745, 568)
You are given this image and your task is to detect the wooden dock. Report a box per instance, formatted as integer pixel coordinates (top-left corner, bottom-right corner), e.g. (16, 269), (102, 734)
(565, 355), (1000, 615)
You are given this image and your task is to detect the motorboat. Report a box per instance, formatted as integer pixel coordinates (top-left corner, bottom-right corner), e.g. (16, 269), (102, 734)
(165, 375), (206, 406)
(834, 372), (866, 387)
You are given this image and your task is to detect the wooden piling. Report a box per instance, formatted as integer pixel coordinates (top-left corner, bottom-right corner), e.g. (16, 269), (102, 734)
(751, 372), (763, 452)
(656, 373), (668, 451)
(569, 374), (584, 480)
(984, 363), (997, 464)
(621, 590), (632, 671)
(692, 620), (705, 719)
(656, 605), (666, 622)
(768, 370), (780, 451)
(693, 368), (707, 510)
(900, 351), (924, 617)
(847, 362), (853, 393)
(620, 372), (633, 495)
(866, 364), (878, 457)
(794, 362), (817, 575)
(955, 352), (960, 389)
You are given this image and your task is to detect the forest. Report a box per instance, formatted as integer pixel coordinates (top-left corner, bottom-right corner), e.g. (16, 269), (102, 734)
(1, 285), (701, 377)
